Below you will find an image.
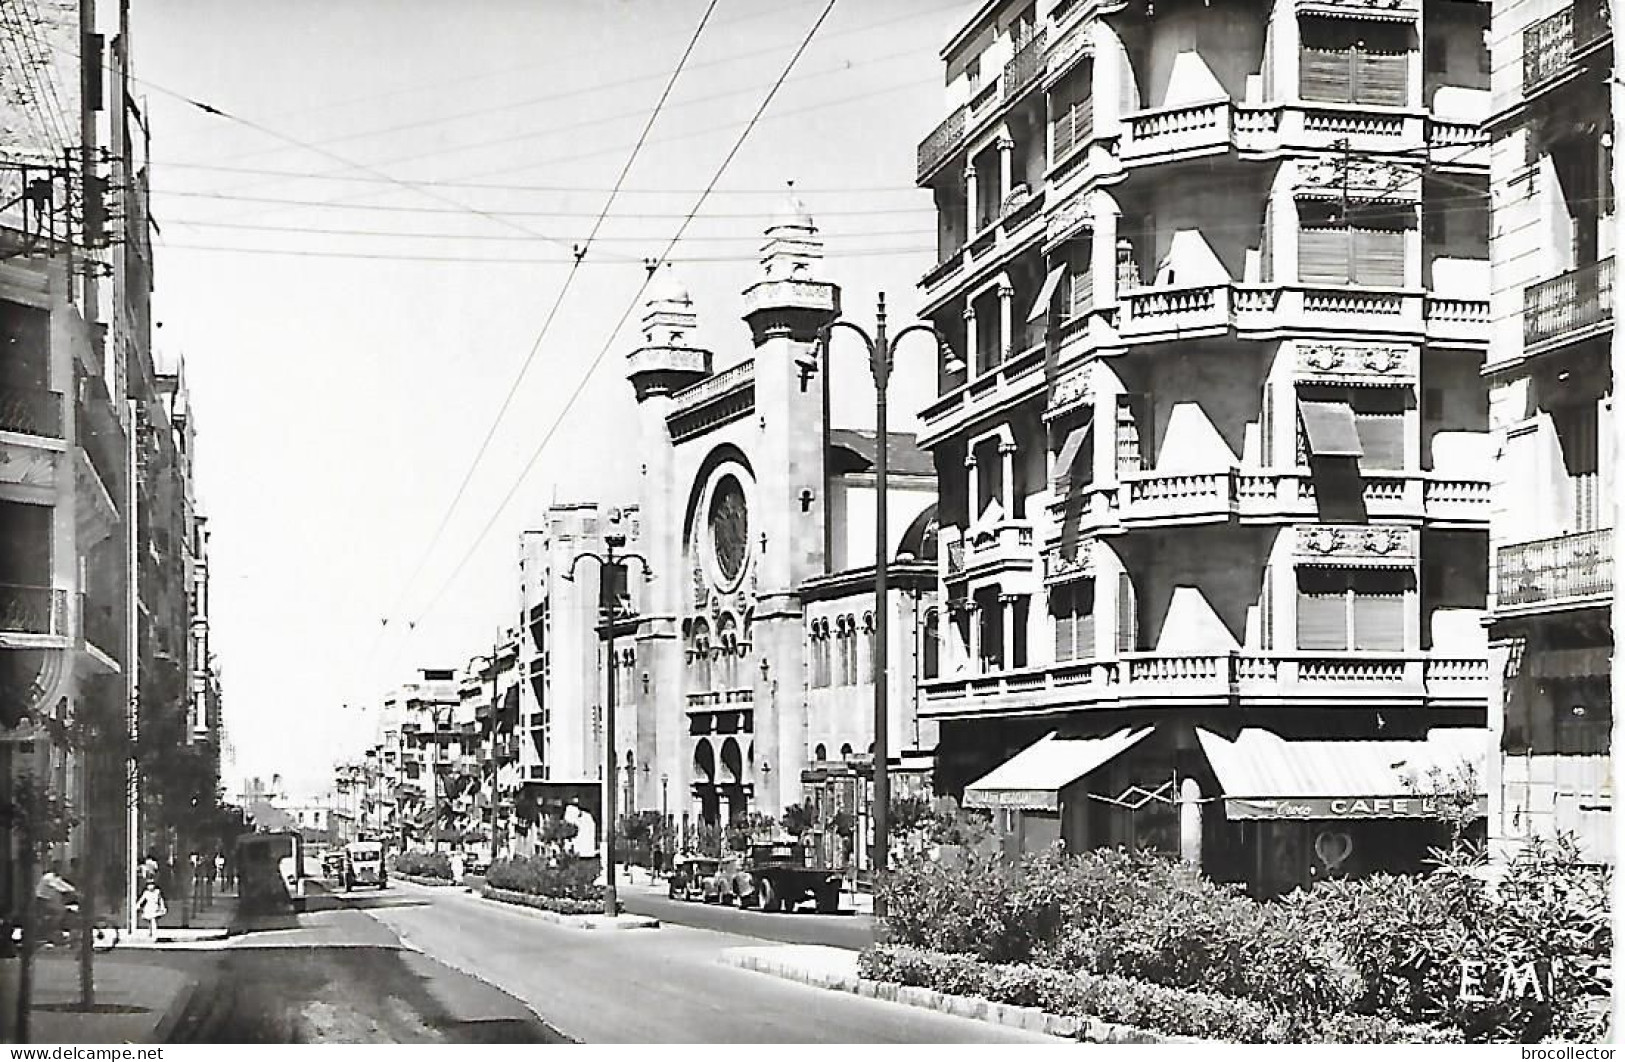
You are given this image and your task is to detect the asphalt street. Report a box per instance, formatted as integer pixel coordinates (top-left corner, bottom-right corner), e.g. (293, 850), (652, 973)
(364, 881), (1053, 1043)
(619, 883), (875, 951)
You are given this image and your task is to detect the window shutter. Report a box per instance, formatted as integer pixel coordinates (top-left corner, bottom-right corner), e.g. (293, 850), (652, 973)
(1296, 571), (1350, 650)
(1354, 410), (1406, 470)
(1054, 606), (1075, 661)
(1299, 225), (1352, 284)
(1300, 44), (1353, 102)
(1076, 595), (1097, 661)
(1354, 47), (1409, 106)
(1353, 227), (1406, 287)
(1351, 586), (1405, 650)
(1117, 572), (1137, 652)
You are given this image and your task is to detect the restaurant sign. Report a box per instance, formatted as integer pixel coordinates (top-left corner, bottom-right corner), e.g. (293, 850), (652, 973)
(1225, 794), (1489, 820)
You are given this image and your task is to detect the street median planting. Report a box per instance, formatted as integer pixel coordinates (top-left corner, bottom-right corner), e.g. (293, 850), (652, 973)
(480, 855), (622, 916)
(873, 837), (1609, 1043)
(394, 851), (454, 881)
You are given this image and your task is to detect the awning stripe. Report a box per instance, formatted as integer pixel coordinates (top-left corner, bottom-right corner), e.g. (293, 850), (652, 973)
(1051, 422), (1092, 490)
(1029, 265), (1069, 323)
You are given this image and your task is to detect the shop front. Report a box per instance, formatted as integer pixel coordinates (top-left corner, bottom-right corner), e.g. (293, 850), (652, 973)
(1197, 728), (1488, 896)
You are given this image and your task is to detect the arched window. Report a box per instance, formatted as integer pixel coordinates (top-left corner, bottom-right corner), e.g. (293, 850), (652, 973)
(717, 614), (739, 691)
(923, 608), (940, 679)
(839, 742), (854, 760)
(814, 742), (827, 762)
(690, 618), (713, 691)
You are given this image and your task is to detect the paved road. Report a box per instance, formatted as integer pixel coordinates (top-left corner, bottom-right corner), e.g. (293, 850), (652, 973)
(363, 881), (1052, 1043)
(620, 884), (875, 951)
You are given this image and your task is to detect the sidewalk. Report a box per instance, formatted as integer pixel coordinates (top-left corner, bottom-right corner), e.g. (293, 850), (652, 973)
(15, 953), (197, 1044)
(125, 883), (236, 948)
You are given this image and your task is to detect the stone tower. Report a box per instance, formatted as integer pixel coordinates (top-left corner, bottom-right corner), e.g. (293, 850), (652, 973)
(742, 192), (840, 809)
(625, 266), (711, 817)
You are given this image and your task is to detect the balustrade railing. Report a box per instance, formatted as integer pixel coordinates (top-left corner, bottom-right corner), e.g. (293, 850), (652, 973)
(1496, 528), (1613, 608)
(670, 360), (754, 413)
(1124, 99), (1230, 159)
(1523, 257), (1613, 351)
(0, 385), (63, 439)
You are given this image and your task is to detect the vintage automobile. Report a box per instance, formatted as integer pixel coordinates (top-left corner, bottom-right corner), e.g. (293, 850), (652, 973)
(343, 841), (388, 891)
(707, 856), (756, 906)
(743, 841), (843, 913)
(667, 856), (719, 902)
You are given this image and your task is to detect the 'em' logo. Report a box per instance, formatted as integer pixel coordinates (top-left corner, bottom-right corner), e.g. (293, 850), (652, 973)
(1458, 960), (1557, 1003)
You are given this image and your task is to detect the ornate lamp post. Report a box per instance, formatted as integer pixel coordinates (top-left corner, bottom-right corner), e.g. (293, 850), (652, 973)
(819, 294), (959, 922)
(563, 508), (651, 917)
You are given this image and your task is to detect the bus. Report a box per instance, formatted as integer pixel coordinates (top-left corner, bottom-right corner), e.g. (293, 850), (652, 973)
(236, 831), (305, 913)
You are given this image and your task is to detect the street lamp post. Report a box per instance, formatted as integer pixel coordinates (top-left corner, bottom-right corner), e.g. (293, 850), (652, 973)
(564, 510), (651, 918)
(820, 294), (957, 923)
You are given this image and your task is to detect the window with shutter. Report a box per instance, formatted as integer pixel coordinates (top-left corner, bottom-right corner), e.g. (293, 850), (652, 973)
(1299, 225), (1352, 284)
(1354, 48), (1409, 106)
(1076, 603), (1097, 661)
(1300, 42), (1352, 102)
(1297, 568), (1350, 650)
(1351, 584), (1405, 650)
(1352, 227), (1406, 287)
(1350, 387), (1408, 471)
(1300, 19), (1411, 105)
(1553, 402), (1602, 530)
(1054, 595), (1076, 661)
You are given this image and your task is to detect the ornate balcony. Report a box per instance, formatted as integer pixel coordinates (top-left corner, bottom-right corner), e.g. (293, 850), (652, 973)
(963, 518), (1037, 578)
(1495, 528), (1612, 613)
(0, 584), (70, 641)
(1122, 99), (1233, 166)
(919, 650), (1486, 717)
(1424, 296), (1491, 347)
(1120, 282), (1231, 340)
(1523, 258), (1613, 355)
(1122, 470), (1238, 525)
(0, 385), (63, 439)
(918, 106), (967, 183)
(1002, 27), (1048, 100)
(1524, 0), (1611, 96)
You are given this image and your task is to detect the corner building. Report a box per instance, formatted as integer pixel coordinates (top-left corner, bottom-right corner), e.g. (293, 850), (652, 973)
(915, 0), (1495, 893)
(1483, 0), (1613, 863)
(613, 201), (940, 848)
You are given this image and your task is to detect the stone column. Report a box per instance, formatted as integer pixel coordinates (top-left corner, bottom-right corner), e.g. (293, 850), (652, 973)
(965, 451), (980, 518)
(964, 163), (980, 234)
(1180, 776), (1203, 867)
(964, 304), (980, 378)
(996, 132), (1015, 206)
(996, 279), (1015, 364)
(999, 593), (1019, 671)
(999, 438), (1018, 514)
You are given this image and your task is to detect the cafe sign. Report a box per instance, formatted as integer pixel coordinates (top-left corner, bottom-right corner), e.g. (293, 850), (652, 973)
(1225, 794), (1488, 820)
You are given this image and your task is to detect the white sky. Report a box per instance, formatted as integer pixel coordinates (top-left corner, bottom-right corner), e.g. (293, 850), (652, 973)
(138, 0), (962, 801)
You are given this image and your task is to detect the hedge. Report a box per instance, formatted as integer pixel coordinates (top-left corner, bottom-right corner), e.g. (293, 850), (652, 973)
(858, 945), (1462, 1044)
(482, 884), (620, 917)
(394, 851), (453, 880)
(485, 854), (601, 901)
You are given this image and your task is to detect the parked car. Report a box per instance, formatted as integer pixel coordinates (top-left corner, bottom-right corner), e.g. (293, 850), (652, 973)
(743, 841), (843, 913)
(706, 856), (755, 907)
(668, 856), (719, 902)
(322, 850), (348, 883)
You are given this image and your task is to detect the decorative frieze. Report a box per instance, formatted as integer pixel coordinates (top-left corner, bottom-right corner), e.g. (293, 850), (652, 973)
(1294, 524), (1415, 566)
(1295, 0), (1419, 22)
(1046, 363), (1093, 421)
(1294, 341), (1416, 385)
(1293, 158), (1422, 202)
(1045, 190), (1092, 246)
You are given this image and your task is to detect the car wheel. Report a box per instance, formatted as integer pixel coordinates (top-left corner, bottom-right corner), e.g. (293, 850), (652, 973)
(757, 876), (778, 913)
(815, 884), (839, 914)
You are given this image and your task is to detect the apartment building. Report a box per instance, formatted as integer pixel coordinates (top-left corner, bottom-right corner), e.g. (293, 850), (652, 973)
(915, 0), (1494, 893)
(1483, 0), (1613, 862)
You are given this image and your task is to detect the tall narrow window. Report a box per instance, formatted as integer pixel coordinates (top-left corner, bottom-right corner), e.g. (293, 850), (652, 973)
(1296, 568), (1409, 650)
(1553, 402), (1602, 531)
(1051, 580), (1096, 662)
(1300, 19), (1410, 106)
(923, 609), (940, 679)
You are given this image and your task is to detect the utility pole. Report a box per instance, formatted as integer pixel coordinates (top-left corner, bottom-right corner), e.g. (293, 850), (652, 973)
(489, 629), (499, 861)
(564, 509), (650, 918)
(819, 295), (958, 923)
(79, 0), (100, 321)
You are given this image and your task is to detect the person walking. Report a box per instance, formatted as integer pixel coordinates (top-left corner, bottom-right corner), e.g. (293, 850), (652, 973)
(136, 881), (166, 938)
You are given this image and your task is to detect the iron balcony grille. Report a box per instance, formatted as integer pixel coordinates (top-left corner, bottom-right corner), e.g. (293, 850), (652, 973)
(917, 106), (967, 182)
(0, 385), (63, 438)
(1002, 26), (1048, 100)
(1523, 0), (1607, 94)
(1523, 257), (1613, 351)
(1497, 527), (1612, 608)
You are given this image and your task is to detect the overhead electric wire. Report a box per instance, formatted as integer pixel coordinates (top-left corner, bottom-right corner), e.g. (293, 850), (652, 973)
(10, 0), (76, 154)
(181, 0), (955, 181)
(151, 186), (936, 217)
(0, 0), (71, 156)
(408, 0), (844, 629)
(160, 215), (935, 242)
(156, 241), (936, 265)
(369, 0), (724, 671)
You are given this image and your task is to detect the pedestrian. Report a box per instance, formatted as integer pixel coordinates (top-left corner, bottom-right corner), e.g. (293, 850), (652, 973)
(450, 850), (465, 884)
(136, 881), (166, 938)
(204, 851), (218, 905)
(140, 852), (158, 888)
(34, 861), (78, 944)
(189, 852), (204, 916)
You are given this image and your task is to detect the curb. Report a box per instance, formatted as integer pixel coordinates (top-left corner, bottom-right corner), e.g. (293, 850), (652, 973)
(150, 971), (202, 1044)
(394, 872), (455, 887)
(721, 952), (1183, 1043)
(478, 887), (659, 930)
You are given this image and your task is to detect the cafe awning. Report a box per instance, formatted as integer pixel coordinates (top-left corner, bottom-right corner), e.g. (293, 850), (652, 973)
(1197, 727), (1487, 821)
(964, 728), (1153, 812)
(1298, 399), (1363, 457)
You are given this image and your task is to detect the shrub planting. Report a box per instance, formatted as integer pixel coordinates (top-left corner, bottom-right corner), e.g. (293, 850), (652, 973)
(875, 838), (1609, 1042)
(394, 851), (453, 880)
(485, 853), (601, 900)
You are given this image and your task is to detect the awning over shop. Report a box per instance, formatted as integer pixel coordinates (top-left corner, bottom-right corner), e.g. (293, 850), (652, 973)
(1197, 727), (1487, 821)
(964, 728), (1153, 812)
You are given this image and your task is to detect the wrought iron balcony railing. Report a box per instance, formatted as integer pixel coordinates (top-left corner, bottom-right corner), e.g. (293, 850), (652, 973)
(1002, 27), (1048, 100)
(1523, 257), (1613, 352)
(0, 584), (69, 636)
(1496, 528), (1612, 610)
(917, 106), (967, 182)
(0, 385), (63, 439)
